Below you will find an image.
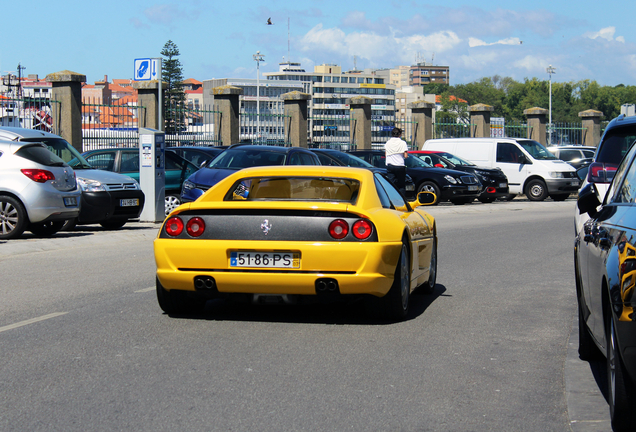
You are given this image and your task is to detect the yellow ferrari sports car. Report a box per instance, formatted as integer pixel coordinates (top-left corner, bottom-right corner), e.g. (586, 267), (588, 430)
(154, 165), (438, 320)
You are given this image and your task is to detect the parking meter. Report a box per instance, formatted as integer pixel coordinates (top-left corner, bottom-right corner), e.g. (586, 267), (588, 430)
(139, 128), (166, 222)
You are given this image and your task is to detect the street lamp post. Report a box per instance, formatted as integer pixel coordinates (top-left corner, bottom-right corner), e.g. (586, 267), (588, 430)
(253, 51), (265, 142)
(546, 65), (556, 146)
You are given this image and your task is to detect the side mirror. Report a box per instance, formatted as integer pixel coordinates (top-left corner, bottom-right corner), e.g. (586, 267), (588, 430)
(409, 191), (437, 208)
(520, 155), (532, 165)
(577, 183), (601, 216)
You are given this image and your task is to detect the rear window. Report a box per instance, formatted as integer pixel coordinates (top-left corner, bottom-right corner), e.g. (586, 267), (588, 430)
(210, 149), (286, 168)
(597, 126), (636, 165)
(15, 144), (66, 167)
(19, 137), (92, 169)
(226, 177), (360, 203)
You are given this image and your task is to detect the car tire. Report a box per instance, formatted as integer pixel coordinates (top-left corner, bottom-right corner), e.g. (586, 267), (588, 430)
(607, 314), (636, 431)
(100, 219), (127, 230)
(29, 221), (65, 237)
(156, 277), (205, 315)
(165, 194), (181, 216)
(418, 182), (440, 205)
(419, 236), (437, 295)
(0, 196), (28, 240)
(379, 241), (411, 320)
(61, 217), (78, 231)
(525, 179), (548, 201)
(550, 194), (570, 201)
(478, 197), (496, 203)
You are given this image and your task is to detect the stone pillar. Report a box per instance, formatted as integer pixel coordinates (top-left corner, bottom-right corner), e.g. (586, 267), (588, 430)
(523, 107), (548, 145)
(282, 91), (311, 148)
(45, 70), (85, 152)
(579, 109), (604, 148)
(347, 96), (373, 150)
(408, 101), (436, 149)
(133, 80), (166, 131)
(469, 103), (494, 138)
(212, 86), (243, 146)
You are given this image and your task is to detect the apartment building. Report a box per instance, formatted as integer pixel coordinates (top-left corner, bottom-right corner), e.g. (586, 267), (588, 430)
(264, 62), (396, 145)
(410, 62), (450, 86)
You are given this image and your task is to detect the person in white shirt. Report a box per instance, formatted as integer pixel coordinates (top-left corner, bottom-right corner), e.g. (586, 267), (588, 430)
(384, 127), (408, 195)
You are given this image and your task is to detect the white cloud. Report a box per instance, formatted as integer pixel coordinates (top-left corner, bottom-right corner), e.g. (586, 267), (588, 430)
(584, 26), (624, 43)
(299, 24), (461, 66)
(469, 37), (522, 48)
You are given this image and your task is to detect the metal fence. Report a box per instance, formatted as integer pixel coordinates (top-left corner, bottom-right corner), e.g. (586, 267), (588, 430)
(308, 114), (352, 149)
(81, 98), (145, 150)
(0, 97), (60, 134)
(165, 102), (220, 147)
(82, 100), (221, 151)
(433, 121), (472, 139)
(547, 122), (585, 146)
(240, 112), (291, 145)
(490, 119), (529, 138)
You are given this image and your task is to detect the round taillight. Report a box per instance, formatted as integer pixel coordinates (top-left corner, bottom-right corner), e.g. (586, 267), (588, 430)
(186, 217), (205, 237)
(352, 220), (372, 240)
(165, 217), (184, 236)
(328, 219), (349, 240)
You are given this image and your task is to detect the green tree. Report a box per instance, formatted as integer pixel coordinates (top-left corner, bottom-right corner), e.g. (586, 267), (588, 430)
(160, 40), (186, 134)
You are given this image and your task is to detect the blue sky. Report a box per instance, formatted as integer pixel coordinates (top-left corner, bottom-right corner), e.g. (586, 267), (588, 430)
(2, 0), (634, 87)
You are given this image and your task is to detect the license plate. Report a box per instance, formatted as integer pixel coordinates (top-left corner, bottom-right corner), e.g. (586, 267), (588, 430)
(120, 198), (139, 207)
(468, 185), (479, 191)
(64, 197), (77, 207)
(230, 251), (300, 268)
(499, 183), (507, 188)
(406, 185), (414, 191)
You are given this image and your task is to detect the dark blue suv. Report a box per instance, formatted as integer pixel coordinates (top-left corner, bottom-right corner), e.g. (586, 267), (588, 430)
(180, 144), (321, 202)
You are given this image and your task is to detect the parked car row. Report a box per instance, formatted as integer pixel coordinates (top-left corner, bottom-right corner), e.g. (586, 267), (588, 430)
(1, 123), (601, 241)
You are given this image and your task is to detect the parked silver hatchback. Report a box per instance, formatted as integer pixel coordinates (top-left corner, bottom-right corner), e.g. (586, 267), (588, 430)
(0, 139), (80, 239)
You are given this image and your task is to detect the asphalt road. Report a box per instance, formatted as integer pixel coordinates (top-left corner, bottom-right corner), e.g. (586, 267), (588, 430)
(0, 199), (612, 431)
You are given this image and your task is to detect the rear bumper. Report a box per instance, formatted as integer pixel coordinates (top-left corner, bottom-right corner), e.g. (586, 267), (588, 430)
(440, 184), (481, 201)
(155, 239), (400, 297)
(78, 190), (145, 223)
(22, 183), (81, 223)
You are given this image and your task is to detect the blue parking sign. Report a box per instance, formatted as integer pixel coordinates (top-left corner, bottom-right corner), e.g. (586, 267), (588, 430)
(134, 58), (159, 81)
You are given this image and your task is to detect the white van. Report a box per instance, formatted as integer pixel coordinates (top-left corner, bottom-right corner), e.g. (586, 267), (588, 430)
(422, 138), (580, 201)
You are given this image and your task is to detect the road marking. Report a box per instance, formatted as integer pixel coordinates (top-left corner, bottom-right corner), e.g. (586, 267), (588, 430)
(0, 312), (68, 334)
(135, 286), (155, 293)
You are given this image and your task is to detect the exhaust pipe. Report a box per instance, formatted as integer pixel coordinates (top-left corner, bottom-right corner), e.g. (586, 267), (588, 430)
(315, 278), (340, 295)
(194, 276), (216, 291)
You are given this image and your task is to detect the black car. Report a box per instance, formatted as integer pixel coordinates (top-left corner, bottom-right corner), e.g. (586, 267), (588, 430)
(181, 144), (322, 203)
(349, 149), (481, 205)
(167, 146), (226, 168)
(310, 148), (415, 194)
(410, 150), (509, 203)
(576, 140), (636, 431)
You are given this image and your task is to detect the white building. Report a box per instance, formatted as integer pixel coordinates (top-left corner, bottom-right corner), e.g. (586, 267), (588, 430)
(264, 62), (397, 145)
